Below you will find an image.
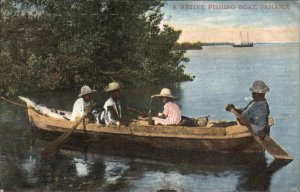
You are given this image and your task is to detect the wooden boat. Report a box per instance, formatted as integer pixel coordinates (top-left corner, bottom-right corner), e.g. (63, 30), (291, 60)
(26, 107), (265, 153)
(233, 42), (253, 48)
(233, 32), (254, 48)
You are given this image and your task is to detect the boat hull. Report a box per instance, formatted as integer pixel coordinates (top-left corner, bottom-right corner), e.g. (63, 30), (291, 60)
(233, 43), (254, 47)
(27, 108), (264, 153)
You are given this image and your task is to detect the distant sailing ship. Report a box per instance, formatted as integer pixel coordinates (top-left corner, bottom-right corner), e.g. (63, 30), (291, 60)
(233, 32), (254, 47)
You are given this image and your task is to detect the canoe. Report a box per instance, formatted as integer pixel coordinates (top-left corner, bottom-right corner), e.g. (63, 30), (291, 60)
(26, 107), (264, 153)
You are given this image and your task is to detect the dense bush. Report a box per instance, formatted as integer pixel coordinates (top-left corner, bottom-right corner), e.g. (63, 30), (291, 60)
(0, 0), (192, 95)
(173, 42), (203, 50)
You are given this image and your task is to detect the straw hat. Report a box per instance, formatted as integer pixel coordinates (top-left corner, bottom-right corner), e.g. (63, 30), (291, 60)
(78, 85), (96, 97)
(151, 88), (178, 99)
(104, 82), (121, 92)
(249, 80), (270, 93)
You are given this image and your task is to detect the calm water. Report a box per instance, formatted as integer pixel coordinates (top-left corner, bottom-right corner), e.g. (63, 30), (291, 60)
(0, 43), (299, 191)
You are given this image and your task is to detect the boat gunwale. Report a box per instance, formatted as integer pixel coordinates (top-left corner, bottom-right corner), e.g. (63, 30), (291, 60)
(27, 108), (253, 140)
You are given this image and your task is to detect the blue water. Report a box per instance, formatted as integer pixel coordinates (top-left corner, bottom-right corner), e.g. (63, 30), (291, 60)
(0, 43), (299, 191)
(180, 43), (300, 192)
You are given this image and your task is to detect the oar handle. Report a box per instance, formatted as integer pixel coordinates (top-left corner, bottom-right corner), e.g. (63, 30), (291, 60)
(127, 107), (150, 118)
(228, 107), (262, 143)
(70, 103), (97, 129)
(229, 108), (241, 118)
(1, 97), (27, 108)
(227, 104), (293, 160)
(41, 103), (96, 158)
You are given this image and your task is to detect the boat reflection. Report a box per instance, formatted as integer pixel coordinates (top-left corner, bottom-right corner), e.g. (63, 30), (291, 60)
(235, 159), (291, 191)
(33, 132), (291, 192)
(0, 122), (291, 191)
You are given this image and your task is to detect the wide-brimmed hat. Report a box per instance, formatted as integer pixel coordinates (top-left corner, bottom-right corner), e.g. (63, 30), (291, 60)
(104, 82), (121, 92)
(78, 85), (97, 97)
(249, 80), (270, 93)
(151, 88), (178, 100)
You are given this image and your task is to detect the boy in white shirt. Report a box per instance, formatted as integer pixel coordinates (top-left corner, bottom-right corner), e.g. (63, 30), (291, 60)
(70, 85), (96, 121)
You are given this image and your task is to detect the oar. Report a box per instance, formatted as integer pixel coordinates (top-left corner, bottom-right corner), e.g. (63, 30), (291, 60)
(41, 104), (96, 158)
(127, 107), (151, 118)
(1, 96), (27, 108)
(147, 98), (153, 116)
(227, 108), (293, 160)
(127, 107), (155, 125)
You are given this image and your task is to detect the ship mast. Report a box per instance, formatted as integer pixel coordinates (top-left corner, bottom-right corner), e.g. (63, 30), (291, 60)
(240, 31), (243, 44)
(247, 32), (249, 43)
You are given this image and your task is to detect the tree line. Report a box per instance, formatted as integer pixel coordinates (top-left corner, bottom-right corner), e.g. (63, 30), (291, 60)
(0, 0), (192, 95)
(173, 42), (203, 50)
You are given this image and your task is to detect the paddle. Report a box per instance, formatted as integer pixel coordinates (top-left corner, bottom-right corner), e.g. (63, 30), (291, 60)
(1, 96), (28, 108)
(127, 107), (155, 125)
(41, 104), (96, 158)
(227, 107), (293, 160)
(147, 98), (153, 116)
(127, 107), (201, 127)
(127, 107), (151, 118)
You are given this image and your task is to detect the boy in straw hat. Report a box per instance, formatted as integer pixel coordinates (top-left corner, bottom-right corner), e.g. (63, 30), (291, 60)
(70, 85), (96, 121)
(151, 88), (182, 125)
(226, 80), (270, 139)
(100, 82), (122, 126)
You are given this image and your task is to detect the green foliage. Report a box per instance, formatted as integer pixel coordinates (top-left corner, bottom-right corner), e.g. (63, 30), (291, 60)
(0, 0), (192, 95)
(173, 41), (203, 50)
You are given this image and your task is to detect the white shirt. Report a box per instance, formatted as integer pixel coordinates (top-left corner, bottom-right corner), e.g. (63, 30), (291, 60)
(70, 98), (92, 121)
(101, 97), (121, 125)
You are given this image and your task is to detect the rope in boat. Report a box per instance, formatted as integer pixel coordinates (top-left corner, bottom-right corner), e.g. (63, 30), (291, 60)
(0, 96), (27, 108)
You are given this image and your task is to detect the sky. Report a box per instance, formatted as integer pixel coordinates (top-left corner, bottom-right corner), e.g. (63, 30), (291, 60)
(161, 1), (300, 43)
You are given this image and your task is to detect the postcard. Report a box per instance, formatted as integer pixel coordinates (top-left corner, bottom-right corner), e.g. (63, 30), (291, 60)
(0, 1), (299, 191)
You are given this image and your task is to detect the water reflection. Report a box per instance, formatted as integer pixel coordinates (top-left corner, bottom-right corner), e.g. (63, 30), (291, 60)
(59, 148), (291, 192)
(0, 107), (291, 192)
(0, 91), (294, 192)
(0, 121), (33, 190)
(236, 159), (291, 192)
(74, 157), (89, 177)
(34, 135), (291, 191)
(0, 118), (291, 191)
(104, 160), (129, 183)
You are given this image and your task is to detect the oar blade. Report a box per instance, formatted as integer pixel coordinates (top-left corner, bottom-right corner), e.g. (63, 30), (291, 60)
(262, 135), (293, 160)
(228, 108), (293, 160)
(40, 103), (96, 158)
(40, 130), (73, 158)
